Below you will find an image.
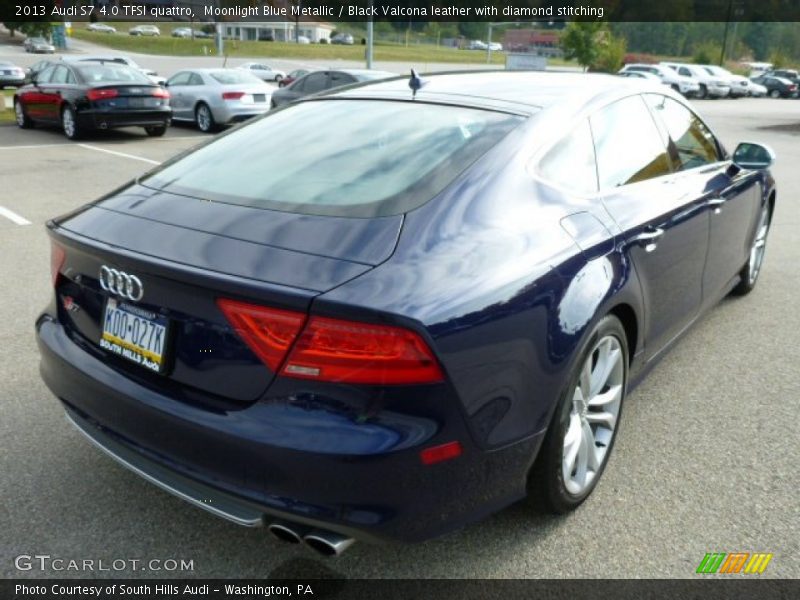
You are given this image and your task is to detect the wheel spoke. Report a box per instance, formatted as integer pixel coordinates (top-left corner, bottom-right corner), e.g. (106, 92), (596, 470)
(563, 414), (582, 476)
(590, 342), (620, 396)
(579, 360), (592, 401)
(582, 421), (600, 471)
(585, 410), (616, 429)
(588, 384), (622, 408)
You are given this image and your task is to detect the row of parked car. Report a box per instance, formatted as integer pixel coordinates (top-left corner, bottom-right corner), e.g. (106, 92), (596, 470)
(618, 61), (799, 99)
(10, 54), (397, 138)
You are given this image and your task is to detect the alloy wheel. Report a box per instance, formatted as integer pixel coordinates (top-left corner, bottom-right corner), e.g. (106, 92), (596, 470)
(196, 105), (212, 132)
(14, 101), (25, 126)
(62, 108), (76, 138)
(562, 335), (624, 496)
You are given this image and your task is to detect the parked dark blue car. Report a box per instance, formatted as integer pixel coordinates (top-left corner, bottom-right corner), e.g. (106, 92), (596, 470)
(37, 72), (776, 556)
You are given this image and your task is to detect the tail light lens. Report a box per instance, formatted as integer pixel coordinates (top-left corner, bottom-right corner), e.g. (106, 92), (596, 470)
(216, 299), (307, 372)
(217, 300), (444, 385)
(283, 316), (444, 385)
(222, 91), (245, 101)
(50, 241), (65, 287)
(87, 88), (119, 101)
(152, 88), (170, 98)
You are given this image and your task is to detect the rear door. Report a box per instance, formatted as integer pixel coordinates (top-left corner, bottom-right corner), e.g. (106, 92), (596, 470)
(594, 94), (710, 361)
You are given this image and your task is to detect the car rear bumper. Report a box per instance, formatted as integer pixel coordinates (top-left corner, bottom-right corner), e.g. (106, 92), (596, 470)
(211, 102), (271, 125)
(37, 314), (540, 543)
(79, 108), (171, 130)
(0, 76), (25, 86)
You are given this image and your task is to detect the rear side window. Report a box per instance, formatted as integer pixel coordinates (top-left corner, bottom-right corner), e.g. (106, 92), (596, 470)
(590, 95), (673, 189)
(645, 95), (720, 170)
(37, 65), (55, 83)
(143, 100), (523, 217)
(537, 120), (597, 194)
(300, 73), (328, 93)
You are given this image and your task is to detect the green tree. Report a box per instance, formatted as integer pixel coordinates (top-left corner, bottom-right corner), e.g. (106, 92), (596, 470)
(3, 22), (52, 38)
(561, 21), (605, 71)
(592, 33), (627, 73)
(692, 41), (722, 65)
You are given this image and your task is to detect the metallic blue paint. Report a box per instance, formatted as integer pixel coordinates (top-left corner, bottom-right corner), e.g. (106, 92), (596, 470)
(36, 72), (776, 543)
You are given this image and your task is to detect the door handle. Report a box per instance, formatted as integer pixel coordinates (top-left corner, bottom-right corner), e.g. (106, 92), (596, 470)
(632, 227), (664, 253)
(707, 195), (726, 214)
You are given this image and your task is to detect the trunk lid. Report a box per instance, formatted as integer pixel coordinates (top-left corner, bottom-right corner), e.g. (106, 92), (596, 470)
(51, 186), (402, 405)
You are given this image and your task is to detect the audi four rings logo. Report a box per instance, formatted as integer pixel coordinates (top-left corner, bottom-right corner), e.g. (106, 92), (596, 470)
(99, 266), (144, 301)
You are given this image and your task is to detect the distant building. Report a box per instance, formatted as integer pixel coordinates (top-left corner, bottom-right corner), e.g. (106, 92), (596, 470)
(222, 21), (334, 43)
(502, 30), (563, 58)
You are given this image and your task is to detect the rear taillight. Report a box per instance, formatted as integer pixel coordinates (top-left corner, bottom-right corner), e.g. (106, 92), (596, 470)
(283, 316), (444, 385)
(152, 88), (170, 99)
(87, 88), (119, 101)
(216, 299), (307, 372)
(217, 299), (444, 385)
(50, 242), (65, 287)
(222, 91), (246, 101)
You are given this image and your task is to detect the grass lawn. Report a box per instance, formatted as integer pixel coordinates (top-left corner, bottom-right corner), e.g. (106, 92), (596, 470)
(0, 90), (16, 125)
(71, 28), (510, 65)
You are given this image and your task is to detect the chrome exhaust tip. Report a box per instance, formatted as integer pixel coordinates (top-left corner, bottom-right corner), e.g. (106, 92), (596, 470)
(267, 522), (305, 544)
(303, 530), (355, 557)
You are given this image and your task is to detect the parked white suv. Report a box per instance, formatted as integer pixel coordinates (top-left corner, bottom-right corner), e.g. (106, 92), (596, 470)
(698, 65), (751, 98)
(660, 62), (730, 99)
(618, 63), (700, 97)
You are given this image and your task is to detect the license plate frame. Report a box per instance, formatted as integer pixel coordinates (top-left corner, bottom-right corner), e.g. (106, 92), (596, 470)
(99, 298), (170, 374)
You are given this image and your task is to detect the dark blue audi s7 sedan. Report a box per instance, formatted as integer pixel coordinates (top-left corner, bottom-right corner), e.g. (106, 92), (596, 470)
(36, 72), (776, 556)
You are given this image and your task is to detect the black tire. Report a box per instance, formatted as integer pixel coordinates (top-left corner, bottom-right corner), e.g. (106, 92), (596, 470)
(697, 84), (708, 99)
(670, 84), (680, 93)
(14, 99), (33, 129)
(529, 315), (629, 514)
(61, 105), (82, 140)
(195, 102), (215, 133)
(275, 74), (283, 83)
(144, 124), (167, 137)
(731, 204), (771, 296)
(769, 89), (781, 99)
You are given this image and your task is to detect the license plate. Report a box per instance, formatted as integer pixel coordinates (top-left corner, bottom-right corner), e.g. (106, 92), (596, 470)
(128, 97), (158, 108)
(253, 94), (265, 103)
(100, 298), (169, 373)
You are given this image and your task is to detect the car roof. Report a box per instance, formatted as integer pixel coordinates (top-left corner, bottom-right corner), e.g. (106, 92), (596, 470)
(331, 71), (650, 114)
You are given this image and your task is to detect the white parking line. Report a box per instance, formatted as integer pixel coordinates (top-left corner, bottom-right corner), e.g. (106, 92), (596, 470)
(77, 144), (161, 165)
(0, 143), (74, 151)
(0, 206), (31, 226)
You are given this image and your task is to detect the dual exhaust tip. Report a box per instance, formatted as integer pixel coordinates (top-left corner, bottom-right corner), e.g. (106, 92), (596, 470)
(268, 521), (355, 557)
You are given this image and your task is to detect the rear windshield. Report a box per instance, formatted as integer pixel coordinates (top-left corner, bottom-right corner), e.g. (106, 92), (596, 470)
(75, 64), (151, 84)
(142, 100), (523, 217)
(209, 70), (263, 85)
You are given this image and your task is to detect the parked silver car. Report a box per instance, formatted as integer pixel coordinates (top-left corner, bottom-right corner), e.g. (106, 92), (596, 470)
(24, 37), (55, 54)
(165, 69), (274, 132)
(699, 65), (751, 98)
(237, 62), (286, 83)
(660, 62), (730, 99)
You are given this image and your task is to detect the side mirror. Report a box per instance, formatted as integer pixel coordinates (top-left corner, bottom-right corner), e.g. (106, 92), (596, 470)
(732, 142), (775, 170)
(163, 81), (170, 87)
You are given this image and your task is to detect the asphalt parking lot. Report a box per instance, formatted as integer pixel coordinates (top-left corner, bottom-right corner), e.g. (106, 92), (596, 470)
(1, 98), (798, 579)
